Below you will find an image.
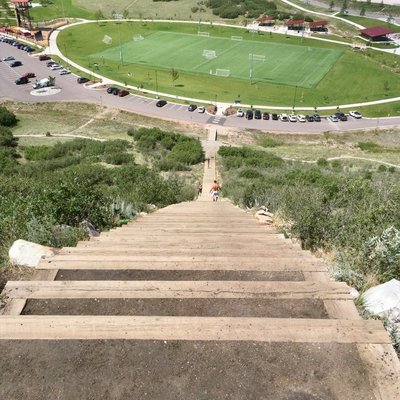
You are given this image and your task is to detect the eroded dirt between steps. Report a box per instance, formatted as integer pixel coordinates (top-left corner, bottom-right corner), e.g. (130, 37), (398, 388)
(0, 341), (374, 400)
(22, 298), (328, 319)
(55, 270), (305, 281)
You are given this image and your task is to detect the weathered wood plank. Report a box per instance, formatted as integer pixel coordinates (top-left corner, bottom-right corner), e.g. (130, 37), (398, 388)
(4, 280), (351, 300)
(0, 316), (389, 343)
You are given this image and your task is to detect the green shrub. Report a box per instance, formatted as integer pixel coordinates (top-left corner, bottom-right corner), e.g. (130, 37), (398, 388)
(104, 152), (134, 165)
(239, 168), (263, 179)
(0, 106), (17, 127)
(317, 158), (329, 167)
(358, 141), (383, 153)
(258, 136), (283, 148)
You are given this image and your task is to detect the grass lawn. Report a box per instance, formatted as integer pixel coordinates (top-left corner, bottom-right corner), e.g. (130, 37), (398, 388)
(57, 21), (400, 109)
(92, 31), (342, 88)
(30, 0), (95, 21)
(338, 14), (400, 33)
(30, 0), (217, 22)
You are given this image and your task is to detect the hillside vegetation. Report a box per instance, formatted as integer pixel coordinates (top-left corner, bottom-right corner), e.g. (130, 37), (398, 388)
(0, 106), (203, 287)
(218, 143), (400, 289)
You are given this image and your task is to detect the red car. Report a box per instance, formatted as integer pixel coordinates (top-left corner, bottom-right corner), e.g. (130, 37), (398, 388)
(39, 55), (51, 61)
(22, 72), (35, 78)
(118, 90), (129, 97)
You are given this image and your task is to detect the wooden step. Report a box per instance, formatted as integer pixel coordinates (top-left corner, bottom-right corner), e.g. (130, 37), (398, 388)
(57, 248), (310, 257)
(38, 259), (326, 271)
(0, 316), (389, 343)
(90, 233), (285, 242)
(4, 280), (350, 300)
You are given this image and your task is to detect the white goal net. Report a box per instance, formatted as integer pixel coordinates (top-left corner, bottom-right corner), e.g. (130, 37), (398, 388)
(203, 49), (216, 59)
(231, 36), (243, 41)
(133, 35), (144, 42)
(249, 53), (266, 62)
(102, 35), (112, 45)
(215, 69), (230, 77)
(198, 32), (210, 37)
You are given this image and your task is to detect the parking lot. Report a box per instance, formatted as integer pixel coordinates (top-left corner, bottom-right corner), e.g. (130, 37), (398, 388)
(1, 39), (400, 133)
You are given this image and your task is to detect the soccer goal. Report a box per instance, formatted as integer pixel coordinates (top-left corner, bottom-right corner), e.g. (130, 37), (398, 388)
(102, 35), (112, 45)
(198, 32), (210, 37)
(231, 36), (243, 41)
(215, 69), (230, 77)
(203, 49), (217, 59)
(249, 54), (266, 62)
(133, 34), (144, 42)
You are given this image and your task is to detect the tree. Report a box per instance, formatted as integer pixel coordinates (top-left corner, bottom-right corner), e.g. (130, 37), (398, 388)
(95, 9), (104, 22)
(123, 9), (129, 19)
(340, 0), (348, 14)
(170, 68), (179, 86)
(329, 1), (335, 11)
(360, 6), (366, 16)
(0, 106), (18, 127)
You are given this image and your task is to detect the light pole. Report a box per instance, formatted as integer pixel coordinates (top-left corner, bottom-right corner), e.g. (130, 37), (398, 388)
(115, 14), (124, 65)
(155, 70), (159, 98)
(292, 85), (298, 111)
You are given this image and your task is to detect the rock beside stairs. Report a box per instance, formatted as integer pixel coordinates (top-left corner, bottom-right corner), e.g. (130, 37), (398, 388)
(9, 239), (55, 268)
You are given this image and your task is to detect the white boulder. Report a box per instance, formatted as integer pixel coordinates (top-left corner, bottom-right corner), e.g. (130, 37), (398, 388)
(9, 239), (55, 268)
(363, 279), (400, 322)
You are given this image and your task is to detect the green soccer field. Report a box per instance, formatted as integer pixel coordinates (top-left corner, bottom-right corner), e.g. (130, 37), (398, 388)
(92, 31), (343, 89)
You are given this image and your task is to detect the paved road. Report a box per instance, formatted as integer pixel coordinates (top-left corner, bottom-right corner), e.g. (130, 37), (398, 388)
(1, 41), (400, 133)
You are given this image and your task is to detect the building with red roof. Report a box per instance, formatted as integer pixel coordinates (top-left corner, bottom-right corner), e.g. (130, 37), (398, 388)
(255, 17), (274, 27)
(309, 21), (328, 33)
(286, 19), (305, 31)
(360, 26), (394, 41)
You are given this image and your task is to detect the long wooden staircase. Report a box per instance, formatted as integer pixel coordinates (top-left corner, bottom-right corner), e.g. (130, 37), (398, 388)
(0, 153), (399, 399)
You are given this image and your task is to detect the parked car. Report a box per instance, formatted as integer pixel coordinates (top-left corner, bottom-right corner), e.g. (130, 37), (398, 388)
(335, 112), (347, 121)
(77, 77), (89, 84)
(262, 112), (270, 120)
(39, 55), (51, 61)
(2, 56), (15, 61)
(329, 115), (339, 122)
(245, 109), (253, 120)
(112, 88), (120, 95)
(297, 114), (306, 122)
(305, 115), (314, 122)
(271, 113), (279, 121)
(236, 109), (244, 117)
(313, 114), (321, 122)
(197, 106), (205, 113)
(10, 61), (22, 67)
(22, 72), (35, 78)
(288, 114), (297, 122)
(15, 76), (29, 85)
(188, 104), (197, 112)
(50, 64), (62, 70)
(279, 113), (288, 122)
(107, 86), (116, 94)
(156, 100), (167, 107)
(254, 109), (262, 119)
(349, 110), (362, 119)
(46, 61), (57, 67)
(118, 90), (129, 97)
(59, 69), (71, 75)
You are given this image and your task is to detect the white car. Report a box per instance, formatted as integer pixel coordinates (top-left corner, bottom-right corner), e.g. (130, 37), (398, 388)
(50, 64), (62, 70)
(297, 114), (306, 122)
(236, 109), (244, 117)
(329, 115), (339, 122)
(59, 69), (71, 75)
(349, 110), (362, 119)
(1, 55), (14, 61)
(279, 113), (288, 121)
(288, 114), (297, 122)
(197, 106), (205, 113)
